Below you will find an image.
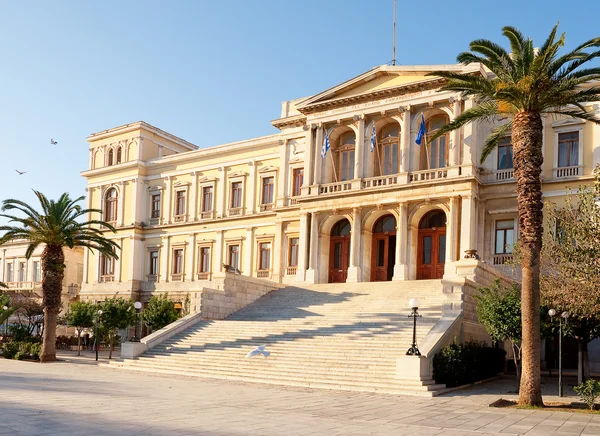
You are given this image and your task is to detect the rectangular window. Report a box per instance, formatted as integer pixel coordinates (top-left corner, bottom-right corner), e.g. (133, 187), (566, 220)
(259, 243), (271, 270)
(292, 168), (303, 196)
(288, 237), (299, 267)
(497, 137), (514, 170)
(228, 245), (240, 270)
(382, 143), (399, 175)
(202, 186), (213, 212)
(175, 191), (186, 216)
(6, 263), (12, 282)
(18, 262), (25, 282)
(495, 220), (515, 254)
(558, 131), (579, 168)
(101, 254), (114, 276)
(339, 150), (355, 181)
(261, 177), (274, 205)
(231, 182), (242, 209)
(172, 249), (184, 275)
(151, 194), (161, 219)
(32, 261), (41, 282)
(199, 247), (211, 273)
(149, 251), (159, 276)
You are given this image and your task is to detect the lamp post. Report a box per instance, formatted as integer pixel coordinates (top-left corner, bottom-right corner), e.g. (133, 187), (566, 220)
(406, 298), (422, 356)
(131, 301), (142, 342)
(2, 306), (8, 342)
(549, 309), (569, 397)
(94, 309), (103, 362)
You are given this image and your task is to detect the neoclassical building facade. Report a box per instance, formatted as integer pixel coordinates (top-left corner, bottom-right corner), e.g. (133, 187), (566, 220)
(79, 64), (600, 305)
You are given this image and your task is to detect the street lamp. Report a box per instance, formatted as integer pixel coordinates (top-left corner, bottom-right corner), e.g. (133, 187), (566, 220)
(406, 298), (422, 356)
(549, 309), (569, 397)
(131, 301), (142, 342)
(94, 309), (103, 362)
(2, 306), (8, 342)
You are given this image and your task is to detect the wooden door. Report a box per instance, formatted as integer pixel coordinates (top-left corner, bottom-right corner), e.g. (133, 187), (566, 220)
(371, 234), (396, 281)
(417, 229), (446, 280)
(329, 236), (350, 283)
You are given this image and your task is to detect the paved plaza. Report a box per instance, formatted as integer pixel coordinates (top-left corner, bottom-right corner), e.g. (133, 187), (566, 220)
(1, 357), (600, 436)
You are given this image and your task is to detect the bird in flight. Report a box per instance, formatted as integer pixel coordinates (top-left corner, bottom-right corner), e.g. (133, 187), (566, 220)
(15, 170), (26, 175)
(50, 138), (58, 145)
(245, 345), (270, 358)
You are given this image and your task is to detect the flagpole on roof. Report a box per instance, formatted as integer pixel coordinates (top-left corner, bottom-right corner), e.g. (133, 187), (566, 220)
(392, 0), (397, 66)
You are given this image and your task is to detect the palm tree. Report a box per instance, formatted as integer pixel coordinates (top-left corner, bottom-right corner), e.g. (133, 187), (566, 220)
(428, 25), (600, 406)
(0, 191), (119, 362)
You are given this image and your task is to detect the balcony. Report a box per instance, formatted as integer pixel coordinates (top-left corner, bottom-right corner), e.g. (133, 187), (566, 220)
(318, 180), (353, 194)
(259, 203), (274, 212)
(492, 254), (513, 266)
(197, 272), (211, 280)
(256, 269), (271, 279)
(228, 207), (243, 217)
(200, 211), (214, 220)
(100, 275), (115, 283)
(491, 168), (515, 182)
(554, 165), (581, 178)
(409, 168), (448, 183)
(3, 281), (41, 291)
(285, 266), (297, 276)
(362, 174), (399, 189)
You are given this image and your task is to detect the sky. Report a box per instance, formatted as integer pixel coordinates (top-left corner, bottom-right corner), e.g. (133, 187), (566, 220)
(0, 0), (598, 216)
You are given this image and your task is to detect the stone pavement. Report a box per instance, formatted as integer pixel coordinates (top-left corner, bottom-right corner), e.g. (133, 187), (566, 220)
(1, 358), (599, 436)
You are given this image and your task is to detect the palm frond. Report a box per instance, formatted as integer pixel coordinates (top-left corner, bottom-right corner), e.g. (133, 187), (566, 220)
(481, 121), (513, 163)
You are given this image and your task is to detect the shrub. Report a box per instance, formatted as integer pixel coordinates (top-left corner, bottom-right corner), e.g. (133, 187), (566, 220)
(433, 341), (506, 387)
(1, 341), (41, 361)
(574, 379), (600, 410)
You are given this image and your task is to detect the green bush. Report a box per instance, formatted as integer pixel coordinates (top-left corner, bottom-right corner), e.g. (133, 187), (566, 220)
(574, 379), (600, 410)
(433, 341), (506, 387)
(1, 341), (42, 361)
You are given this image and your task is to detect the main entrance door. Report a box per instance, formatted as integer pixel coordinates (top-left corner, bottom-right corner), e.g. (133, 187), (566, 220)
(371, 215), (396, 282)
(417, 210), (447, 280)
(329, 219), (351, 283)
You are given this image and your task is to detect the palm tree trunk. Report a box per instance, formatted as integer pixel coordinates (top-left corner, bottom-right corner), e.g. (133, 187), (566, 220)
(40, 245), (65, 363)
(513, 112), (544, 407)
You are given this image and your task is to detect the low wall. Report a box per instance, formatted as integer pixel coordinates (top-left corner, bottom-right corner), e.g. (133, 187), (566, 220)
(200, 273), (282, 320)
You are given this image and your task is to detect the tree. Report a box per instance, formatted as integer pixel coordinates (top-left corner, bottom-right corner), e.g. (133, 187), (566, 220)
(141, 294), (180, 332)
(15, 299), (44, 337)
(99, 297), (135, 359)
(475, 280), (523, 385)
(65, 301), (96, 356)
(540, 167), (600, 383)
(428, 25), (600, 406)
(0, 191), (119, 362)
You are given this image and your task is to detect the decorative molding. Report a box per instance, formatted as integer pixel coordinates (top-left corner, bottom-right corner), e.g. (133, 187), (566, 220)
(258, 166), (278, 174)
(551, 118), (586, 128)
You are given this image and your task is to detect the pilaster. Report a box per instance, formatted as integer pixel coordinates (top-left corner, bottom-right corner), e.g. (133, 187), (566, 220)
(459, 195), (477, 257)
(163, 176), (172, 225)
(247, 161), (256, 215)
(217, 167), (226, 218)
(354, 116), (365, 179)
(277, 139), (288, 208)
(314, 127), (324, 185)
(305, 212), (319, 284)
(273, 221), (284, 282)
(461, 98), (475, 174)
(160, 236), (170, 283)
(450, 98), (461, 166)
(400, 106), (411, 173)
(346, 207), (362, 283)
(189, 171), (198, 221)
(296, 213), (309, 281)
(214, 230), (224, 275)
(393, 202), (408, 280)
(186, 234), (196, 282)
(302, 128), (315, 194)
(117, 181), (125, 227)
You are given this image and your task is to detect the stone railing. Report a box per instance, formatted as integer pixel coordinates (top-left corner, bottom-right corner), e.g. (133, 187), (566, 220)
(259, 203), (274, 212)
(554, 165), (581, 178)
(199, 211), (214, 220)
(197, 272), (211, 280)
(318, 180), (353, 194)
(361, 174), (400, 188)
(492, 254), (513, 265)
(256, 269), (271, 279)
(285, 266), (297, 276)
(409, 168), (448, 183)
(173, 214), (186, 223)
(100, 275), (114, 283)
(228, 207), (243, 217)
(492, 168), (514, 181)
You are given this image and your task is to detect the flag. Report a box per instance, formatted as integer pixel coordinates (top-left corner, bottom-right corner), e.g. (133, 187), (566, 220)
(370, 122), (376, 152)
(415, 114), (426, 146)
(320, 131), (330, 158)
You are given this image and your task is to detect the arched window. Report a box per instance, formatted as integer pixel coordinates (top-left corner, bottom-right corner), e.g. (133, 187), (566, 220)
(378, 124), (399, 176)
(93, 151), (101, 169)
(116, 147), (122, 164)
(331, 219), (351, 237)
(419, 210), (446, 229)
(105, 188), (118, 223)
(374, 215), (396, 233)
(423, 115), (449, 170)
(335, 132), (355, 181)
(108, 149), (114, 166)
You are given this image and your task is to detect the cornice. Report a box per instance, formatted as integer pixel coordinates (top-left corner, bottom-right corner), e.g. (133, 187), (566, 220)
(271, 114), (307, 129)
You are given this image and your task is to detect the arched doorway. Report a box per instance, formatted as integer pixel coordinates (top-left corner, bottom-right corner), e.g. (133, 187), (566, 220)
(371, 215), (396, 282)
(417, 210), (446, 280)
(329, 219), (351, 283)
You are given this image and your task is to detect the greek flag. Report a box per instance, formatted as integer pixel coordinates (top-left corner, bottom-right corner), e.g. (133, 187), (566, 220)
(370, 122), (376, 152)
(320, 131), (330, 158)
(415, 114), (426, 146)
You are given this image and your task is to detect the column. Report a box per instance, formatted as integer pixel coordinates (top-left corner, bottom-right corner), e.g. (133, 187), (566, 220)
(400, 106), (411, 173)
(214, 231), (224, 275)
(461, 98), (475, 173)
(354, 117), (365, 180)
(305, 212), (319, 283)
(244, 227), (254, 275)
(189, 171), (198, 221)
(393, 202), (409, 280)
(186, 234), (196, 282)
(117, 182), (125, 227)
(459, 195), (477, 257)
(247, 161), (256, 214)
(314, 127), (324, 185)
(115, 237), (124, 282)
(303, 129), (315, 193)
(130, 178), (138, 226)
(296, 213), (309, 281)
(346, 207), (362, 283)
(450, 98), (461, 166)
(274, 221), (284, 282)
(477, 200), (486, 259)
(163, 176), (172, 224)
(160, 236), (170, 282)
(217, 167), (226, 218)
(277, 140), (288, 207)
(447, 197), (460, 263)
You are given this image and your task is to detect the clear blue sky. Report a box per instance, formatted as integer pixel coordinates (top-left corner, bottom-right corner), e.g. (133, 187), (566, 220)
(0, 0), (597, 213)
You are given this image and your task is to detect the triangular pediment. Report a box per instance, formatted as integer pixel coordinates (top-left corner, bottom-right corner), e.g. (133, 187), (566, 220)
(297, 64), (485, 114)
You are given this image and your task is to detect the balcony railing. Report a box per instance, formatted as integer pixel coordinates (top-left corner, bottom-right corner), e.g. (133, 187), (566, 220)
(171, 273), (183, 282)
(200, 211), (214, 220)
(100, 275), (115, 283)
(285, 266), (297, 276)
(318, 181), (353, 194)
(362, 174), (399, 188)
(409, 168), (448, 183)
(197, 272), (211, 280)
(555, 165), (581, 178)
(493, 254), (513, 265)
(288, 197), (299, 205)
(173, 214), (186, 223)
(3, 281), (40, 290)
(256, 269), (271, 279)
(492, 168), (514, 181)
(147, 274), (157, 283)
(228, 207), (243, 217)
(259, 203), (274, 212)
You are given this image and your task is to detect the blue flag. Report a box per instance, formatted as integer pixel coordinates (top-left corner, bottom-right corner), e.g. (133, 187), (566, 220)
(320, 131), (330, 158)
(415, 114), (426, 146)
(370, 122), (376, 152)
